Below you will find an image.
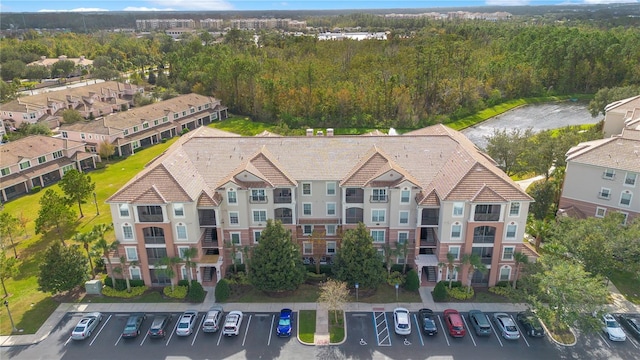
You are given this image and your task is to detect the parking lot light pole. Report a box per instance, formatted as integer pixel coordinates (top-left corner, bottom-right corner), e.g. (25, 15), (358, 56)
(4, 300), (18, 333)
(395, 283), (399, 302)
(93, 192), (99, 215)
(355, 283), (359, 302)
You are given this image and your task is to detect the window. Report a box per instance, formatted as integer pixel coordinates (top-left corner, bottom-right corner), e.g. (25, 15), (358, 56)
(377, 248), (385, 257)
(625, 173), (637, 187)
(123, 129), (129, 135)
(446, 268), (458, 281)
(372, 188), (387, 202)
(177, 246), (192, 259)
(1, 168), (10, 176)
(302, 182), (311, 196)
(451, 223), (462, 239)
(448, 246), (460, 260)
(154, 120), (159, 126)
(253, 230), (261, 243)
(599, 188), (611, 199)
(253, 210), (267, 223)
(509, 202), (520, 217)
(603, 168), (615, 180)
(227, 190), (237, 204)
(326, 203), (336, 216)
(326, 241), (336, 255)
(19, 161), (31, 170)
(182, 111), (187, 116)
(190, 107), (195, 114)
(620, 191), (632, 206)
(372, 209), (386, 223)
(81, 133), (86, 139)
(174, 203), (185, 217)
(130, 267), (142, 280)
(61, 131), (68, 138)
(38, 155), (46, 164)
(499, 266), (511, 281)
(251, 189), (266, 202)
(143, 122), (149, 129)
(502, 246), (515, 261)
(371, 230), (385, 243)
(326, 182), (336, 196)
(62, 164), (74, 174)
(595, 207), (607, 218)
(325, 224), (336, 236)
(506, 224), (517, 239)
(400, 189), (411, 204)
(303, 225), (313, 235)
(230, 232), (241, 245)
(176, 223), (187, 240)
(119, 204), (130, 218)
(174, 113), (179, 119)
(122, 224), (134, 240)
(181, 266), (188, 280)
(125, 247), (138, 261)
(133, 126), (139, 132)
(619, 212), (629, 225)
(163, 116), (168, 123)
(303, 203), (312, 216)
(398, 232), (409, 244)
(303, 242), (313, 255)
(229, 211), (239, 225)
(452, 202), (464, 217)
(399, 211), (409, 225)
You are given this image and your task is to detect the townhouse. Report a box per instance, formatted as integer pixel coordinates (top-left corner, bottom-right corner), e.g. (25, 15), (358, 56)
(106, 124), (532, 288)
(0, 135), (98, 202)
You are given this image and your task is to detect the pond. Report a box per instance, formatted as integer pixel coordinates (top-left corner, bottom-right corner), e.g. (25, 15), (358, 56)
(461, 102), (600, 149)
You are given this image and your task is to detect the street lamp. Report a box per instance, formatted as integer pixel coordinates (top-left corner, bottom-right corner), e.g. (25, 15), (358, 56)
(395, 283), (399, 302)
(355, 283), (359, 302)
(3, 300), (18, 333)
(93, 192), (99, 215)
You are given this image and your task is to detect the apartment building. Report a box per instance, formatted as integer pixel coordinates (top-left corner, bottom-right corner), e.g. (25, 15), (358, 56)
(136, 19), (195, 31)
(106, 125), (532, 288)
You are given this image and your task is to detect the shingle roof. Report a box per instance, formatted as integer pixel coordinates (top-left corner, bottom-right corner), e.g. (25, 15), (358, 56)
(0, 135), (85, 167)
(566, 130), (640, 173)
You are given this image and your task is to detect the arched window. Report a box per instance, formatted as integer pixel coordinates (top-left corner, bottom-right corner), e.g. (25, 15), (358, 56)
(499, 265), (512, 282)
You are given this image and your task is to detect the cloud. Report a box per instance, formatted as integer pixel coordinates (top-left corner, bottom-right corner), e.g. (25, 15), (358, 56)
(582, 0), (638, 3)
(149, 0), (234, 10)
(37, 8), (110, 12)
(485, 0), (530, 4)
(123, 6), (175, 11)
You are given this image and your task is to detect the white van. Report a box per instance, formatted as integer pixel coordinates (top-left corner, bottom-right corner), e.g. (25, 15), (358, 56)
(202, 305), (224, 333)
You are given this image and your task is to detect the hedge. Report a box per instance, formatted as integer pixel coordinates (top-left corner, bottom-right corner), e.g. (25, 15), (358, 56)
(215, 279), (231, 302)
(187, 280), (206, 302)
(102, 285), (148, 298)
(404, 270), (420, 291)
(163, 285), (188, 299)
(447, 286), (474, 300)
(103, 277), (145, 291)
(432, 281), (448, 302)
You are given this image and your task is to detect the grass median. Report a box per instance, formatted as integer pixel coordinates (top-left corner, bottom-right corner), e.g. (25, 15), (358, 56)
(298, 310), (316, 344)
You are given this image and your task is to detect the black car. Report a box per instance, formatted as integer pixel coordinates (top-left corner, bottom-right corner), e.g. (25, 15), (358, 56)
(148, 314), (172, 338)
(618, 314), (640, 341)
(122, 313), (146, 338)
(516, 311), (545, 338)
(418, 308), (438, 336)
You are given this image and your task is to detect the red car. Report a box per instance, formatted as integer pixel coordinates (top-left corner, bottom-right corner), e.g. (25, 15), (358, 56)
(444, 309), (466, 337)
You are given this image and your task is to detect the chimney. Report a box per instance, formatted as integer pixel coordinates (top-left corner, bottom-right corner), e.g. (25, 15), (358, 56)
(317, 130), (323, 136)
(306, 128), (314, 137)
(327, 128), (334, 136)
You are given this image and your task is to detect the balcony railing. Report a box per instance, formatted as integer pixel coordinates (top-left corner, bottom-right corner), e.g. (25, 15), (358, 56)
(275, 216), (293, 224)
(249, 195), (268, 203)
(143, 236), (165, 244)
(139, 214), (163, 222)
(472, 235), (495, 244)
(273, 195), (292, 204)
(345, 215), (363, 224)
(480, 257), (492, 265)
(473, 213), (500, 222)
(370, 195), (388, 203)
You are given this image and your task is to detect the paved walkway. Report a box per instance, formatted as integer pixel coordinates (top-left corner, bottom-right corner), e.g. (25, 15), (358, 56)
(2, 284), (638, 347)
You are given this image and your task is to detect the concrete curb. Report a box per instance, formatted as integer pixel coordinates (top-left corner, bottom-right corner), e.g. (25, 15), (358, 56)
(329, 310), (347, 346)
(538, 318), (577, 347)
(296, 309), (315, 346)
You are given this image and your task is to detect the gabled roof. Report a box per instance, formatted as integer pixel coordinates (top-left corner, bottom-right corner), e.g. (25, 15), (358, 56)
(471, 184), (507, 203)
(341, 145), (419, 187)
(0, 135), (86, 167)
(566, 131), (640, 173)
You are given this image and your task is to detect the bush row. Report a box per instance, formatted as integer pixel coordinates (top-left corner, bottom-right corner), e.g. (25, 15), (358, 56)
(102, 285), (148, 298)
(163, 285), (188, 299)
(104, 277), (145, 291)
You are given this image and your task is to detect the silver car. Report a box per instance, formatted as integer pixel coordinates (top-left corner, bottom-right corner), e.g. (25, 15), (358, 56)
(393, 307), (411, 335)
(175, 310), (198, 336)
(493, 313), (520, 340)
(71, 312), (103, 340)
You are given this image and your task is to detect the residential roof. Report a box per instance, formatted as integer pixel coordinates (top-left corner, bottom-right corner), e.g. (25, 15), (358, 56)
(0, 135), (85, 168)
(566, 129), (640, 173)
(108, 124), (531, 204)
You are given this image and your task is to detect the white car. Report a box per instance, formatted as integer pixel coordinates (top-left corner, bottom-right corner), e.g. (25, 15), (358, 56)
(393, 307), (411, 335)
(223, 311), (244, 336)
(602, 313), (626, 342)
(175, 310), (198, 336)
(71, 312), (103, 340)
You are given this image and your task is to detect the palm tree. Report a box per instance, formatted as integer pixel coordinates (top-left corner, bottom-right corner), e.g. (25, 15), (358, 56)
(158, 256), (181, 291)
(91, 223), (116, 278)
(181, 247), (198, 282)
(512, 252), (529, 290)
(444, 252), (458, 289)
(395, 241), (410, 274)
(526, 218), (552, 251)
(116, 256), (133, 293)
(461, 253), (487, 294)
(382, 243), (394, 276)
(72, 231), (97, 279)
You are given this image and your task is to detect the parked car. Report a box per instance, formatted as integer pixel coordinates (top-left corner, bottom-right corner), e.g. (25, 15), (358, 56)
(276, 308), (293, 337)
(148, 314), (172, 338)
(176, 310), (198, 336)
(202, 306), (224, 333)
(393, 307), (411, 335)
(493, 313), (520, 340)
(516, 311), (545, 338)
(601, 313), (626, 342)
(443, 309), (466, 338)
(223, 311), (244, 336)
(418, 308), (437, 336)
(122, 313), (146, 338)
(617, 314), (640, 341)
(71, 312), (103, 340)
(468, 310), (491, 337)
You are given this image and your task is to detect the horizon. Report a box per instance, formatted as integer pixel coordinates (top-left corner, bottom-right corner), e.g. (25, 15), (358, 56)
(0, 0), (637, 14)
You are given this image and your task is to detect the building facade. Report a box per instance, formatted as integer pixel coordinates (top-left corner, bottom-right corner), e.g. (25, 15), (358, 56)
(106, 125), (532, 288)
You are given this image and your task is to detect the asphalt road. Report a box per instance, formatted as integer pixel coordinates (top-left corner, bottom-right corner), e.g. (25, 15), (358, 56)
(2, 311), (639, 360)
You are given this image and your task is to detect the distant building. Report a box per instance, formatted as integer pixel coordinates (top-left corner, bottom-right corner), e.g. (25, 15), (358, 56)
(28, 55), (93, 69)
(200, 19), (224, 30)
(136, 19), (195, 31)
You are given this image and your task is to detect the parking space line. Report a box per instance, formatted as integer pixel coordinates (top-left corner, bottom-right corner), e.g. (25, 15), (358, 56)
(487, 314), (503, 347)
(114, 334), (123, 346)
(628, 337), (639, 349)
(267, 314), (275, 346)
(598, 332), (611, 348)
(139, 331), (149, 346)
(510, 314), (529, 347)
(216, 327), (224, 346)
(461, 314), (476, 347)
(413, 314), (424, 346)
(165, 316), (180, 346)
(90, 314), (112, 346)
(242, 315), (252, 346)
(437, 315), (450, 347)
(192, 314), (203, 346)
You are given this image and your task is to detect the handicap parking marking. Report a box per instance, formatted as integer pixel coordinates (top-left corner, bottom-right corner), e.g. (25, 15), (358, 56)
(461, 313), (477, 347)
(509, 314), (530, 347)
(89, 314), (112, 347)
(412, 313), (424, 346)
(242, 314), (252, 346)
(373, 311), (391, 346)
(437, 315), (450, 347)
(486, 314), (503, 347)
(267, 314), (275, 346)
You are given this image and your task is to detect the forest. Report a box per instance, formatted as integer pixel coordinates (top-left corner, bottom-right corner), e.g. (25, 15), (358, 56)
(1, 20), (640, 130)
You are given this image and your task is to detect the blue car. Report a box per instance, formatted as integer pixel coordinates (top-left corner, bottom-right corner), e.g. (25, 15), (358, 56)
(277, 309), (293, 337)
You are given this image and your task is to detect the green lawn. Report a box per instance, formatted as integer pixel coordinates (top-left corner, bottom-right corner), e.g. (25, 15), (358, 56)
(227, 284), (320, 303)
(609, 270), (640, 305)
(298, 310), (316, 344)
(328, 310), (345, 343)
(354, 284), (422, 303)
(208, 115), (275, 136)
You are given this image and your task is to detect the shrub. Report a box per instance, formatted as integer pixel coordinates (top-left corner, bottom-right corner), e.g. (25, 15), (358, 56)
(390, 264), (413, 273)
(432, 281), (448, 302)
(102, 285), (147, 298)
(178, 279), (190, 287)
(161, 138), (168, 143)
(305, 272), (327, 284)
(495, 281), (511, 288)
(489, 286), (513, 297)
(447, 286), (474, 300)
(104, 277), (144, 291)
(30, 186), (41, 193)
(187, 280), (206, 302)
(226, 264), (246, 274)
(215, 279), (231, 302)
(180, 128), (190, 135)
(404, 270), (420, 292)
(387, 271), (406, 287)
(225, 271), (250, 285)
(304, 264), (333, 275)
(163, 285), (188, 299)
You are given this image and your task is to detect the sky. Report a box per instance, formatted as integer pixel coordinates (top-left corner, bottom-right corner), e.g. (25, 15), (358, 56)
(0, 0), (636, 13)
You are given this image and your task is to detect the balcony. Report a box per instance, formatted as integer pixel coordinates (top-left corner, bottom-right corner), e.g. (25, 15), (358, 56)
(143, 236), (166, 244)
(198, 209), (217, 226)
(345, 208), (364, 224)
(201, 228), (218, 246)
(370, 195), (388, 203)
(346, 188), (364, 203)
(249, 195), (268, 204)
(420, 227), (437, 246)
(480, 257), (492, 265)
(139, 214), (164, 222)
(421, 209), (439, 226)
(473, 205), (500, 222)
(275, 208), (293, 224)
(274, 188), (292, 203)
(137, 205), (163, 222)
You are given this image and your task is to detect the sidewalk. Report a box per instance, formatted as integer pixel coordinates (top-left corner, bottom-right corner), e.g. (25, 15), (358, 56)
(2, 284), (638, 347)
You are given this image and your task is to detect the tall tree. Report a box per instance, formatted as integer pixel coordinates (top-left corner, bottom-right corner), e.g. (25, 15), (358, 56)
(115, 256), (133, 293)
(35, 189), (76, 244)
(59, 169), (96, 218)
(157, 256), (181, 292)
(461, 253), (487, 293)
(512, 252), (529, 290)
(249, 220), (305, 292)
(98, 140), (116, 161)
(333, 223), (385, 289)
(72, 231), (96, 279)
(526, 218), (552, 251)
(61, 109), (84, 124)
(91, 223), (116, 278)
(0, 212), (20, 258)
(180, 247), (198, 283)
(318, 279), (350, 324)
(0, 249), (19, 297)
(484, 128), (533, 176)
(38, 242), (88, 294)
